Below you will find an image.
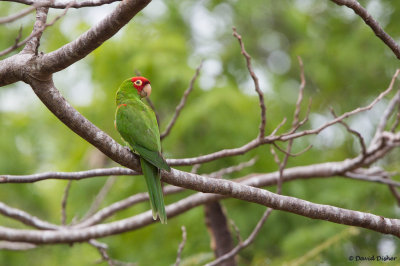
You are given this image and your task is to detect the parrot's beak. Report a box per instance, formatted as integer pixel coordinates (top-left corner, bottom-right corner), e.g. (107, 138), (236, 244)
(141, 84), (152, 98)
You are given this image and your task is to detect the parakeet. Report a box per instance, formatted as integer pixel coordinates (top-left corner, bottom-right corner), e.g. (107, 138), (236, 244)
(115, 76), (170, 224)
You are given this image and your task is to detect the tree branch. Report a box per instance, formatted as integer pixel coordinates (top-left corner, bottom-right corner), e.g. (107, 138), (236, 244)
(37, 0), (151, 74)
(0, 167), (137, 183)
(0, 6), (35, 24)
(330, 0), (400, 60)
(4, 0), (122, 9)
(232, 27), (266, 138)
(161, 61), (202, 140)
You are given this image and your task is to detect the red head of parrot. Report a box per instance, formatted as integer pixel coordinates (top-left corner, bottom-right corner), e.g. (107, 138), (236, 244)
(131, 76), (152, 98)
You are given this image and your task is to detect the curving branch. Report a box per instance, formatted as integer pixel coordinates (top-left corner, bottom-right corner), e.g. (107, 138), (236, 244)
(0, 6), (35, 24)
(37, 0), (151, 74)
(161, 61), (202, 140)
(0, 202), (60, 230)
(168, 69), (400, 166)
(330, 0), (400, 60)
(233, 27), (266, 138)
(29, 78), (141, 170)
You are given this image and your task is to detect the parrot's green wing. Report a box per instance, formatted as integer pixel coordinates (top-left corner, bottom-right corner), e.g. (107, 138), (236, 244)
(116, 101), (170, 171)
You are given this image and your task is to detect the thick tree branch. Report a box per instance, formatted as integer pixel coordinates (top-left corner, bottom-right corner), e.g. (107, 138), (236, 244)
(1, 169), (400, 244)
(37, 0), (151, 74)
(22, 6), (49, 54)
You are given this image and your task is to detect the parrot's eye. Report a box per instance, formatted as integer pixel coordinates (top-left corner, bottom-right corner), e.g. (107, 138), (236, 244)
(134, 80), (142, 86)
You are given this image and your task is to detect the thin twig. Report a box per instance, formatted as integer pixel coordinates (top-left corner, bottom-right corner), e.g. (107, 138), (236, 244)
(233, 27), (266, 138)
(5, 0), (121, 9)
(89, 239), (115, 266)
(0, 201), (60, 230)
(79, 176), (117, 223)
(206, 208), (273, 266)
(175, 226), (187, 266)
(0, 3), (71, 57)
(0, 241), (37, 250)
(272, 143), (312, 157)
(161, 61), (203, 140)
(61, 180), (72, 226)
(206, 158), (257, 179)
(330, 108), (367, 156)
(0, 6), (35, 24)
(168, 69), (400, 166)
(0, 167), (137, 183)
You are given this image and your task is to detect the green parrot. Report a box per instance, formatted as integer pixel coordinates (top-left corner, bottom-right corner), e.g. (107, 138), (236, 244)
(115, 76), (170, 224)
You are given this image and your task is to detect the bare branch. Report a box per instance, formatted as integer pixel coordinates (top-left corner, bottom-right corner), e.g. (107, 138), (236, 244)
(38, 0), (151, 74)
(29, 79), (141, 171)
(0, 167), (137, 183)
(330, 0), (400, 60)
(206, 157), (256, 179)
(175, 226), (187, 266)
(22, 6), (49, 54)
(0, 4), (72, 57)
(0, 6), (35, 24)
(0, 241), (36, 250)
(61, 180), (72, 226)
(89, 240), (115, 266)
(232, 27), (266, 138)
(161, 61), (202, 140)
(79, 176), (117, 222)
(372, 89), (400, 143)
(4, 0), (122, 9)
(75, 185), (184, 228)
(206, 208), (273, 266)
(0, 202), (59, 230)
(330, 108), (367, 156)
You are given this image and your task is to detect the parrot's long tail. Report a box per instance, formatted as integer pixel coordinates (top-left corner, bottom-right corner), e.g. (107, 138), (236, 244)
(140, 158), (167, 224)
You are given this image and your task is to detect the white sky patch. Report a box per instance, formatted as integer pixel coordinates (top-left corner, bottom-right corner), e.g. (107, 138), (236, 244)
(181, 2), (233, 57)
(142, 0), (168, 20)
(378, 236), (396, 257)
(294, 0), (327, 14)
(334, 5), (357, 21)
(0, 82), (38, 113)
(15, 135), (33, 157)
(53, 61), (94, 106)
(199, 58), (223, 90)
(267, 50), (291, 75)
(259, 32), (289, 53)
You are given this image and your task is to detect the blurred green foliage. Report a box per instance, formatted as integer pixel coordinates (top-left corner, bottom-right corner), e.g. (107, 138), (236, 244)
(1, 0), (400, 265)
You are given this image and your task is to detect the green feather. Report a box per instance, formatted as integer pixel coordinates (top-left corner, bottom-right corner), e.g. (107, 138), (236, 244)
(115, 79), (170, 223)
(141, 158), (167, 224)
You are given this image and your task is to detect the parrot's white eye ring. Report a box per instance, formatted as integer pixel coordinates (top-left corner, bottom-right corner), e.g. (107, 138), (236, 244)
(135, 80), (142, 86)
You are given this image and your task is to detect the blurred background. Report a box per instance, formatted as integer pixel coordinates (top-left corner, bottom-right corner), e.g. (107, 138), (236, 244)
(1, 0), (400, 265)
